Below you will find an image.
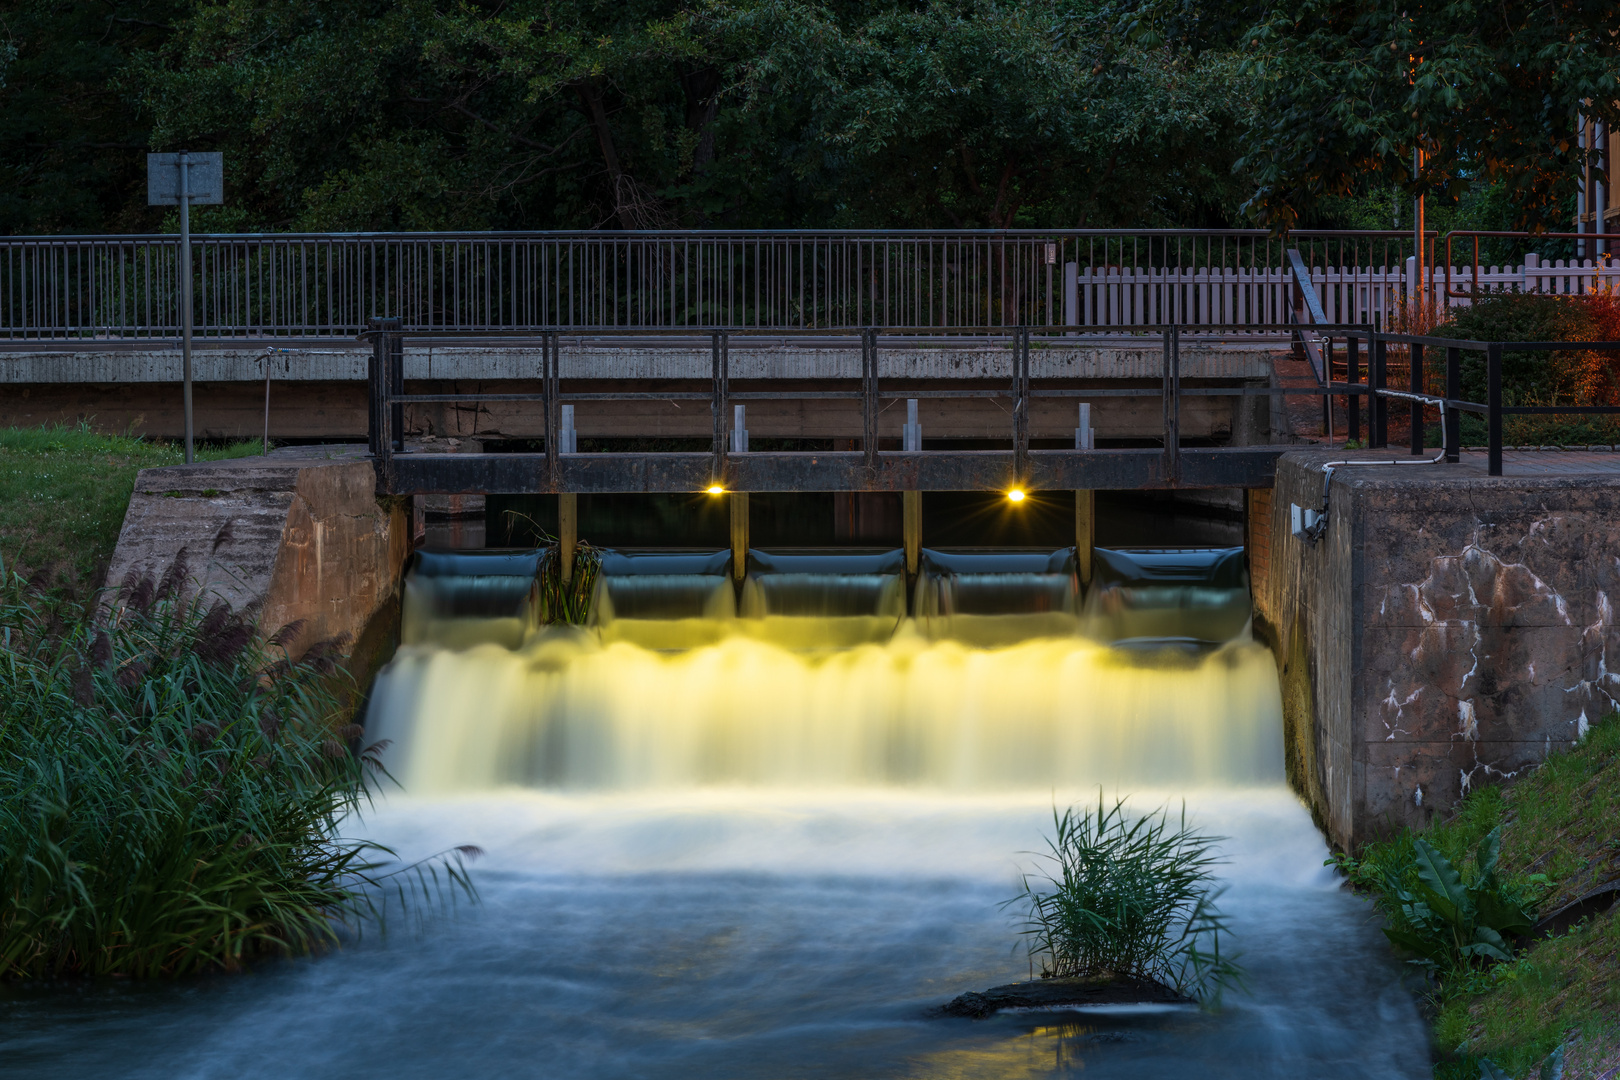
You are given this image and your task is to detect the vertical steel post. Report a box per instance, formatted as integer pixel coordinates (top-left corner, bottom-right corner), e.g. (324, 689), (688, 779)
(179, 152), (194, 463)
(862, 328), (879, 471)
(558, 493), (577, 584)
(1372, 332), (1389, 448)
(711, 330), (729, 484)
(1487, 343), (1503, 476)
(1409, 341), (1425, 454)
(388, 325), (405, 452)
(1444, 346), (1461, 463)
(1075, 490), (1094, 587)
(1161, 326), (1180, 482)
(1012, 327), (1030, 485)
(1347, 334), (1361, 443)
(729, 493), (749, 582)
(903, 490), (921, 578)
(367, 318), (384, 460)
(545, 330), (560, 490)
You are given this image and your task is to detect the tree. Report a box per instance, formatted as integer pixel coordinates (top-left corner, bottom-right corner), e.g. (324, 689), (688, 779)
(1116, 0), (1620, 230)
(735, 0), (1251, 227)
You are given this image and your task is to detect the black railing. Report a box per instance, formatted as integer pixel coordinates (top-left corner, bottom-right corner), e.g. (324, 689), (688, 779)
(1352, 331), (1620, 476)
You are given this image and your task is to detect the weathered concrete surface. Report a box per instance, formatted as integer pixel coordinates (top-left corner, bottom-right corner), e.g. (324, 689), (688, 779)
(1, 340), (1282, 383)
(1255, 449), (1620, 849)
(0, 339), (1280, 443)
(105, 447), (411, 663)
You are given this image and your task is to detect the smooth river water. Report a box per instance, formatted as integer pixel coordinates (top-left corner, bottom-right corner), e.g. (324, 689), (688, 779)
(4, 620), (1431, 1078)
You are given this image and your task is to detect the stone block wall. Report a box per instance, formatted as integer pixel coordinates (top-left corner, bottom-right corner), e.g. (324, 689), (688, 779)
(1254, 452), (1613, 849)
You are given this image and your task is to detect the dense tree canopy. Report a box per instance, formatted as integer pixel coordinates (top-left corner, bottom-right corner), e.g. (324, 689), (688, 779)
(0, 0), (1614, 233)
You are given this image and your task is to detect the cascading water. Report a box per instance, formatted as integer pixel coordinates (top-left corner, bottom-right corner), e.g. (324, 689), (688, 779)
(7, 545), (1429, 1080)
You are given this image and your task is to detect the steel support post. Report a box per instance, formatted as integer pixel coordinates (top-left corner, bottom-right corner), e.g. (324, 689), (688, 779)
(1161, 326), (1181, 483)
(1075, 490), (1095, 586)
(1347, 335), (1361, 443)
(1487, 343), (1503, 476)
(558, 493), (577, 584)
(712, 331), (729, 485)
(862, 329), (880, 472)
(179, 152), (194, 464)
(1445, 346), (1461, 464)
(1409, 341), (1425, 454)
(1371, 334), (1389, 448)
(544, 331), (560, 490)
(730, 492), (749, 581)
(1012, 327), (1031, 486)
(903, 490), (921, 577)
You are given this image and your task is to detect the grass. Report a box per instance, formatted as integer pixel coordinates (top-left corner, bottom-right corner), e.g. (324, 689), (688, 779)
(1010, 794), (1242, 1005)
(0, 423), (262, 587)
(0, 561), (476, 978)
(1340, 712), (1620, 1078)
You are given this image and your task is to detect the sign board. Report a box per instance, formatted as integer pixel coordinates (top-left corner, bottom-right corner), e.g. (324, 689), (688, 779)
(147, 153), (225, 206)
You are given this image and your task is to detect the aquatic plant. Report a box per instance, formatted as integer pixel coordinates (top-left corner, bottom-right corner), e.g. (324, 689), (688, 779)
(0, 557), (476, 979)
(537, 540), (600, 625)
(1011, 793), (1242, 1004)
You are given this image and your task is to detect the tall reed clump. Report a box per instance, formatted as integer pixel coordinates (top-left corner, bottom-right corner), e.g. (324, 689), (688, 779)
(0, 554), (475, 980)
(537, 541), (600, 625)
(1011, 794), (1242, 1005)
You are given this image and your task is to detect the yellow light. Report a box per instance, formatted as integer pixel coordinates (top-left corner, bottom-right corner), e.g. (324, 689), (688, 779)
(706, 485), (726, 495)
(1007, 488), (1027, 503)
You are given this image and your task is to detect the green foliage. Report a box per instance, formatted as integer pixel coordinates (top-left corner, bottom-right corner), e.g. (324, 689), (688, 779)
(1117, 0), (1620, 230)
(1429, 294), (1620, 446)
(1376, 829), (1539, 976)
(0, 563), (476, 979)
(539, 541), (602, 625)
(1011, 793), (1242, 1004)
(0, 423), (262, 588)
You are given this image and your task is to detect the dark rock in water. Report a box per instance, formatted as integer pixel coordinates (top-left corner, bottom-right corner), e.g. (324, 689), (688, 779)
(941, 976), (1193, 1019)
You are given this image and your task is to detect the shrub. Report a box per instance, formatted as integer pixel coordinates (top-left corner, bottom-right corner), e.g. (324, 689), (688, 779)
(1010, 794), (1242, 1004)
(1375, 828), (1539, 977)
(1432, 294), (1620, 445)
(0, 557), (474, 979)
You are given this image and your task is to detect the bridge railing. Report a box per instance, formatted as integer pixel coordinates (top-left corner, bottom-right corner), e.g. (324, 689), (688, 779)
(0, 229), (1425, 340)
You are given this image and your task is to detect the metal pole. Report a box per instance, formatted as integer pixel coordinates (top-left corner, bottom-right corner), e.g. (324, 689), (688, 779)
(1487, 343), (1503, 476)
(1347, 334), (1361, 444)
(1444, 346), (1461, 463)
(179, 151), (194, 463)
(1409, 341), (1425, 454)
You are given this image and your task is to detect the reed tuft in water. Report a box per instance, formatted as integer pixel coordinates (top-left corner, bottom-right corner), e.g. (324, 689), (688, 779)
(0, 559), (475, 980)
(1011, 793), (1243, 1004)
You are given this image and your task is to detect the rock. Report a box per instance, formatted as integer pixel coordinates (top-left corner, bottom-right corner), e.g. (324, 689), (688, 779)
(940, 976), (1194, 1019)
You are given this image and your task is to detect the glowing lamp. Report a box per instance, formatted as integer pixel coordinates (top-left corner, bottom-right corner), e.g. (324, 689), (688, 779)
(1006, 488), (1027, 503)
(706, 485), (726, 495)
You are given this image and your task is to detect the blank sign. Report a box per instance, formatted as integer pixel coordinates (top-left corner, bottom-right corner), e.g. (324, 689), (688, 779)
(147, 153), (224, 205)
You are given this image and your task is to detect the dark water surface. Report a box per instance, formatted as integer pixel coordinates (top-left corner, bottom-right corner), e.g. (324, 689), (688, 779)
(3, 791), (1428, 1080)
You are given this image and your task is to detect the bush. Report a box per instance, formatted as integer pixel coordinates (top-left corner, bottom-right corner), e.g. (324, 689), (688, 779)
(1011, 794), (1242, 1004)
(1433, 293), (1620, 445)
(0, 556), (474, 979)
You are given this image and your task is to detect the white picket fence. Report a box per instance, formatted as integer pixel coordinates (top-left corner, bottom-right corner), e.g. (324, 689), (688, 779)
(1057, 255), (1620, 331)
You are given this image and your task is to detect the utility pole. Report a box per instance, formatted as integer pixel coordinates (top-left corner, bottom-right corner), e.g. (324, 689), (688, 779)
(148, 152), (224, 463)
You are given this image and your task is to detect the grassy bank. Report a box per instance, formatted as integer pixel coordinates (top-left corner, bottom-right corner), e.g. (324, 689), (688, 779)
(1340, 714), (1620, 1078)
(0, 424), (261, 587)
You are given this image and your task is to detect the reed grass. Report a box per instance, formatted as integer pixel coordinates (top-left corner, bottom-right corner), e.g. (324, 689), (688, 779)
(0, 556), (475, 979)
(1010, 794), (1242, 1004)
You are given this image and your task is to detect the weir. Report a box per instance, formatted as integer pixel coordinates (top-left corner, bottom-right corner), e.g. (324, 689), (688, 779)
(367, 543), (1283, 792)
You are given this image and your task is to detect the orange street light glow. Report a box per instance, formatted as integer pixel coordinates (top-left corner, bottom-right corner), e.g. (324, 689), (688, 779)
(1007, 488), (1027, 503)
(706, 485), (726, 495)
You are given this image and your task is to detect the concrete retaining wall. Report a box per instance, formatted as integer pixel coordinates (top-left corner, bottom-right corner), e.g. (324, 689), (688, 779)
(105, 448), (410, 672)
(1255, 451), (1618, 849)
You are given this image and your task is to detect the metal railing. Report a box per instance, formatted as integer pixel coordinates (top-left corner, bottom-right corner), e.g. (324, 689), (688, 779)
(0, 229), (1427, 340)
(1347, 331), (1620, 476)
(362, 320), (1375, 493)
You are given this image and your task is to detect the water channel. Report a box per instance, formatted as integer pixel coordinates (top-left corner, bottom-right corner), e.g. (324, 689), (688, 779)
(4, 543), (1430, 1078)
